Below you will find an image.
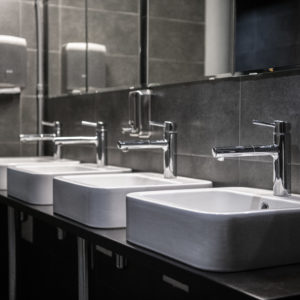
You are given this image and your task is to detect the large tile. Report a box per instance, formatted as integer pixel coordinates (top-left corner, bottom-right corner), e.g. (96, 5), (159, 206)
(291, 164), (300, 194)
(149, 0), (204, 22)
(240, 73), (300, 164)
(48, 5), (59, 51)
(239, 160), (273, 191)
(108, 148), (162, 173)
(48, 52), (61, 97)
(151, 78), (240, 156)
(61, 0), (85, 8)
(23, 50), (37, 96)
(0, 142), (20, 157)
(148, 59), (204, 85)
(0, 94), (20, 142)
(178, 154), (239, 186)
(149, 18), (204, 62)
(20, 96), (37, 134)
(105, 55), (139, 88)
(20, 2), (36, 49)
(0, 1), (20, 37)
(60, 7), (86, 45)
(94, 89), (131, 148)
(88, 10), (139, 56)
(45, 95), (96, 136)
(87, 0), (138, 13)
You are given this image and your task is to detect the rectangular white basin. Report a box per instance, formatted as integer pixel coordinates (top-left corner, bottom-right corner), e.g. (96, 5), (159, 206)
(127, 187), (300, 272)
(53, 173), (212, 228)
(7, 164), (131, 205)
(0, 156), (78, 190)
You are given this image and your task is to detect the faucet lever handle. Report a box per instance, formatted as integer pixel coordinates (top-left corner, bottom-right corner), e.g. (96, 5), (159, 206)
(252, 120), (276, 128)
(42, 120), (60, 128)
(81, 121), (97, 128)
(149, 121), (165, 128)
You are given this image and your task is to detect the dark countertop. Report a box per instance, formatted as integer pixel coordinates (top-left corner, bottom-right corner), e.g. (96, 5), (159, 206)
(2, 191), (300, 300)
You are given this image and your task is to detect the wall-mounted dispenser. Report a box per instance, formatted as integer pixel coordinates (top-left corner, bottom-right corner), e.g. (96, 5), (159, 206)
(61, 42), (107, 94)
(0, 35), (27, 94)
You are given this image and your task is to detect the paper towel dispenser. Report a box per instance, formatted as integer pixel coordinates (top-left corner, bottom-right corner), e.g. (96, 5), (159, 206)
(0, 35), (27, 91)
(61, 42), (107, 94)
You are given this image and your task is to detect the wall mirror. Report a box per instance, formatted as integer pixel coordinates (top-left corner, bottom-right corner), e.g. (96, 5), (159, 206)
(147, 0), (300, 86)
(48, 0), (141, 98)
(47, 0), (300, 97)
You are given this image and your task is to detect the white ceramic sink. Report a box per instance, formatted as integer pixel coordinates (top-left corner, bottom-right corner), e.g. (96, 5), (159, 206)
(7, 164), (131, 205)
(53, 173), (212, 228)
(126, 187), (300, 272)
(0, 156), (78, 190)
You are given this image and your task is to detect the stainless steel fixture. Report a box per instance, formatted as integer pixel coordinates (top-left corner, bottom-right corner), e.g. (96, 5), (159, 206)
(42, 120), (62, 158)
(212, 120), (291, 196)
(20, 121), (107, 166)
(122, 89), (151, 138)
(118, 121), (177, 179)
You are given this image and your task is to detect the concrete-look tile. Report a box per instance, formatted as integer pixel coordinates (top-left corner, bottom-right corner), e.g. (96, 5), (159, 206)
(48, 5), (59, 51)
(20, 2), (36, 49)
(105, 55), (139, 88)
(20, 143), (37, 156)
(151, 78), (240, 156)
(291, 164), (300, 194)
(0, 1), (20, 37)
(108, 148), (163, 173)
(45, 95), (96, 137)
(0, 94), (20, 142)
(48, 52), (61, 97)
(240, 73), (300, 164)
(61, 0), (85, 8)
(60, 144), (96, 163)
(148, 59), (204, 85)
(0, 142), (20, 157)
(94, 89), (131, 148)
(88, 10), (139, 56)
(87, 0), (138, 13)
(178, 154), (239, 186)
(149, 18), (204, 62)
(23, 50), (37, 96)
(20, 96), (37, 134)
(149, 0), (204, 22)
(239, 160), (273, 191)
(60, 7), (86, 45)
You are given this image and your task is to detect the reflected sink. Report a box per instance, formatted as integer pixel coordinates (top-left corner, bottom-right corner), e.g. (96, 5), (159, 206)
(0, 156), (77, 190)
(127, 187), (300, 272)
(53, 173), (212, 228)
(7, 164), (131, 205)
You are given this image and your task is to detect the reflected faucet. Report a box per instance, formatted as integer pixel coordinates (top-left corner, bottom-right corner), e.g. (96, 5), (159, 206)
(118, 121), (177, 179)
(20, 120), (107, 166)
(212, 120), (291, 196)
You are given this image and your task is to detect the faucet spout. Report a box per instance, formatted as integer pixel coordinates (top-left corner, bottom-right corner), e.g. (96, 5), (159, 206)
(212, 120), (291, 197)
(117, 140), (168, 152)
(212, 145), (279, 159)
(118, 120), (177, 179)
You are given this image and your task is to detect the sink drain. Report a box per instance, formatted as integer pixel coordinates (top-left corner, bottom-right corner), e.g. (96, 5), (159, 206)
(260, 202), (269, 209)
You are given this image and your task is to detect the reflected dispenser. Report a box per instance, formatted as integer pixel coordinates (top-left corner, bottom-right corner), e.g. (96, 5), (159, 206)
(0, 35), (27, 94)
(61, 42), (107, 94)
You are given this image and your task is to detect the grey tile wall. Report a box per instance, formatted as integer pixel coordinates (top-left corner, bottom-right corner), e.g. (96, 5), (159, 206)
(0, 0), (38, 156)
(148, 0), (205, 85)
(46, 69), (300, 194)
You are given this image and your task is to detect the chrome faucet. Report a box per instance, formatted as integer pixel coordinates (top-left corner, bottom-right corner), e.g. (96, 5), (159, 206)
(42, 120), (62, 158)
(118, 121), (177, 179)
(20, 121), (107, 166)
(212, 120), (291, 196)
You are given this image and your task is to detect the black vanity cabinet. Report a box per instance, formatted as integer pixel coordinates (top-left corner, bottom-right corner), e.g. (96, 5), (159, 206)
(0, 204), (8, 299)
(16, 217), (78, 300)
